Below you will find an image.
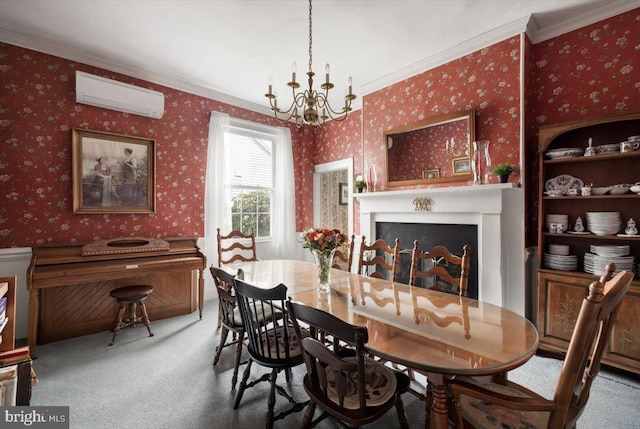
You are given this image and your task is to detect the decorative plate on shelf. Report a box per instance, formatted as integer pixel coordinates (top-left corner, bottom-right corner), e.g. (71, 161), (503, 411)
(545, 174), (584, 192)
(545, 148), (585, 159)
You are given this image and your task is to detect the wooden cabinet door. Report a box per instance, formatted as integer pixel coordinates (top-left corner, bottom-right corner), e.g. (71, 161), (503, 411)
(605, 284), (640, 373)
(538, 272), (588, 351)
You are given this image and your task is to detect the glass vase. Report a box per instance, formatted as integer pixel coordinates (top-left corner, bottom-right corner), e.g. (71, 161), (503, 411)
(472, 140), (491, 185)
(312, 249), (336, 291)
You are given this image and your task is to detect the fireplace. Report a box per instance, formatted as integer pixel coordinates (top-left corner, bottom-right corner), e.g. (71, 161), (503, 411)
(376, 222), (479, 299)
(356, 184), (525, 315)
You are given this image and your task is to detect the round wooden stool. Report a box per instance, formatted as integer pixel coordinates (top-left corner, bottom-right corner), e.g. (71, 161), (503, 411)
(109, 285), (154, 346)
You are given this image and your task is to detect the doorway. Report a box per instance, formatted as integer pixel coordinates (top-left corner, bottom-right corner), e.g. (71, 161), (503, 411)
(313, 158), (353, 238)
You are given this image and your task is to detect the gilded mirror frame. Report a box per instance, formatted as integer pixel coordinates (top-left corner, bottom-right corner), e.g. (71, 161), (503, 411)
(385, 109), (475, 187)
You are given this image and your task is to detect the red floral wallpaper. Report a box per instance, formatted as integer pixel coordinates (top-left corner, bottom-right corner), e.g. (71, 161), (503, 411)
(0, 43), (311, 248)
(362, 36), (523, 192)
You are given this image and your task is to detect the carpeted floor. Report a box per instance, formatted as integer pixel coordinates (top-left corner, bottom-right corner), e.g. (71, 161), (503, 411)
(30, 299), (640, 428)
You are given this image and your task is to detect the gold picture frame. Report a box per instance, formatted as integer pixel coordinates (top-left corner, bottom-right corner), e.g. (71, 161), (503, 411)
(421, 168), (440, 180)
(72, 128), (156, 214)
(452, 157), (471, 175)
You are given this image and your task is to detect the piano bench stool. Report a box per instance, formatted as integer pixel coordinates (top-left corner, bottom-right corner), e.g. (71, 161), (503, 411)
(108, 285), (154, 346)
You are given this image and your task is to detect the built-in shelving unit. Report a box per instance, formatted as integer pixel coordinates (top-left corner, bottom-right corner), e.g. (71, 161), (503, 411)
(536, 110), (640, 375)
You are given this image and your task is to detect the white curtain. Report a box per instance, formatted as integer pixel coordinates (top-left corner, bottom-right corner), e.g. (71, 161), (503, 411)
(269, 126), (297, 259)
(204, 111), (230, 268)
(204, 112), (297, 268)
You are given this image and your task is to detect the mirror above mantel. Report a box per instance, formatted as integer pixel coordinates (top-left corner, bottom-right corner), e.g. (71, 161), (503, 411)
(385, 109), (475, 187)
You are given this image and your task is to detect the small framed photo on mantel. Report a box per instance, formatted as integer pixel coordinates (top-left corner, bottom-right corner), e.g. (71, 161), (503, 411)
(452, 157), (471, 175)
(72, 128), (156, 214)
(422, 169), (440, 180)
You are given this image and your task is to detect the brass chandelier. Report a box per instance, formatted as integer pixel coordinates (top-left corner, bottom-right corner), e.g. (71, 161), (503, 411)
(265, 0), (356, 126)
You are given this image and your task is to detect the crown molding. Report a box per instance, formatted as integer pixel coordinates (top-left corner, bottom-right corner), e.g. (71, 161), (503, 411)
(356, 15), (531, 98)
(528, 0), (640, 43)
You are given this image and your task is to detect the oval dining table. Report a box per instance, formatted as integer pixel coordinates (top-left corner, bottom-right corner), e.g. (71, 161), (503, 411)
(221, 259), (539, 429)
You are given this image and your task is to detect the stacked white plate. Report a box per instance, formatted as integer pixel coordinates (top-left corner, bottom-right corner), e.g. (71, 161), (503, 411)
(586, 212), (622, 235)
(590, 244), (630, 257)
(584, 252), (634, 276)
(543, 253), (578, 271)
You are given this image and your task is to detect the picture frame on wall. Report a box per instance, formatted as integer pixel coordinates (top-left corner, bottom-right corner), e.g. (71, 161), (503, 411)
(421, 169), (440, 180)
(72, 128), (156, 214)
(452, 157), (471, 175)
(339, 182), (348, 205)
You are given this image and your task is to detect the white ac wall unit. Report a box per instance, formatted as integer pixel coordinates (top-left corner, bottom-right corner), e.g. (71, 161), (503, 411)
(75, 71), (164, 119)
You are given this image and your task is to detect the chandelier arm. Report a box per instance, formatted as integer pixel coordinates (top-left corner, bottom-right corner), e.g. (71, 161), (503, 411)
(268, 93), (306, 119)
(315, 95), (351, 122)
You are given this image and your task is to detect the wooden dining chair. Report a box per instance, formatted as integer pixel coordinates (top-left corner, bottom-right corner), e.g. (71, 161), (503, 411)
(286, 299), (410, 429)
(209, 266), (246, 389)
(217, 228), (258, 267)
(357, 236), (400, 281)
(332, 235), (355, 271)
(409, 240), (471, 297)
(449, 263), (633, 429)
(232, 279), (307, 429)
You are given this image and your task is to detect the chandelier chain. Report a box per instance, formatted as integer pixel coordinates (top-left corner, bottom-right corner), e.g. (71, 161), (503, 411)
(308, 0), (312, 73)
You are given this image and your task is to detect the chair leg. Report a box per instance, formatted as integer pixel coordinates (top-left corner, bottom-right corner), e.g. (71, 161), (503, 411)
(233, 358), (253, 410)
(266, 368), (278, 429)
(301, 401), (316, 429)
(231, 332), (243, 389)
(129, 302), (137, 326)
(214, 326), (229, 365)
(109, 303), (126, 346)
(395, 394), (409, 429)
(452, 390), (464, 429)
(139, 301), (154, 337)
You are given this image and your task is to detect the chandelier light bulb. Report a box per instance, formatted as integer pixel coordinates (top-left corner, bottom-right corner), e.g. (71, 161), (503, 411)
(292, 62), (297, 83)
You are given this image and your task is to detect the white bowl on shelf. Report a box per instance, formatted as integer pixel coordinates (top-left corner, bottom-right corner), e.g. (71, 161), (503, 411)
(609, 184), (631, 195)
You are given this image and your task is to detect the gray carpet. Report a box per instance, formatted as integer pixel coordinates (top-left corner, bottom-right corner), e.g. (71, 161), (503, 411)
(30, 299), (640, 429)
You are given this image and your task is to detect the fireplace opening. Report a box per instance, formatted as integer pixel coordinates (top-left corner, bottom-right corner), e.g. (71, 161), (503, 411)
(375, 222), (479, 299)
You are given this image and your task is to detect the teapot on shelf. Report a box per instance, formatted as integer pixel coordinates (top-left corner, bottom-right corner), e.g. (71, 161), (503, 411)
(630, 182), (640, 194)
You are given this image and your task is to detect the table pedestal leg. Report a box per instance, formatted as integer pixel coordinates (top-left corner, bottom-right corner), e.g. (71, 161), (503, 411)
(427, 373), (449, 429)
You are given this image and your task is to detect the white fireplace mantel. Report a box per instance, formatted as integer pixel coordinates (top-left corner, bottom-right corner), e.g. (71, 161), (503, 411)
(356, 183), (525, 315)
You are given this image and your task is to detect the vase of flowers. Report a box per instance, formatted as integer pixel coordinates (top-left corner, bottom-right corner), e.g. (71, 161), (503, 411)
(301, 227), (348, 291)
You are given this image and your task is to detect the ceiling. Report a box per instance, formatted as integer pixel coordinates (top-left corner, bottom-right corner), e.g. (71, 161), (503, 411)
(1, 0), (637, 116)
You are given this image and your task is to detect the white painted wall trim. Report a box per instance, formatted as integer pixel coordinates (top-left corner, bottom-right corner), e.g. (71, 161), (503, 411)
(313, 157), (354, 240)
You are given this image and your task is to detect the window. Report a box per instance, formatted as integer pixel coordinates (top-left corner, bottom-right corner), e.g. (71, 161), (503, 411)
(224, 127), (274, 239)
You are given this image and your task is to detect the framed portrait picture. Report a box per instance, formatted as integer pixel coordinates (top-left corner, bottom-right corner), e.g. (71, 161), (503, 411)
(339, 182), (348, 205)
(421, 169), (440, 180)
(72, 128), (156, 214)
(452, 157), (471, 175)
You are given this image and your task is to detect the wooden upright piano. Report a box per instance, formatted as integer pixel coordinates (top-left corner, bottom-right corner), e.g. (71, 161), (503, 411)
(27, 237), (206, 356)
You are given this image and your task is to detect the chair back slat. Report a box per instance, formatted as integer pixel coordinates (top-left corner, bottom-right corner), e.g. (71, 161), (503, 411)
(210, 266), (242, 326)
(332, 236), (355, 271)
(409, 241), (471, 296)
(551, 263), (633, 428)
(357, 236), (400, 281)
(288, 299), (370, 410)
(234, 279), (298, 366)
(217, 228), (258, 266)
